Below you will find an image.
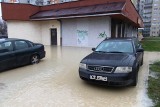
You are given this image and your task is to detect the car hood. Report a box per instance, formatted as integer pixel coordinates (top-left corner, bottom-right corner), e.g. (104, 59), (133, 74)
(81, 52), (134, 67)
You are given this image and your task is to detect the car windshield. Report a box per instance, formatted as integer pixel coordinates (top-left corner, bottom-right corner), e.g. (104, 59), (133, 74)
(95, 40), (133, 53)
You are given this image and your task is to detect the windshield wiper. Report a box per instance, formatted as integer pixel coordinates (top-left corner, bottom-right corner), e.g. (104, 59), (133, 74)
(107, 51), (124, 53)
(95, 51), (107, 53)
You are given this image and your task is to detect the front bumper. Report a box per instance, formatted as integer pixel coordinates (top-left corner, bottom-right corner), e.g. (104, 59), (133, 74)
(39, 51), (46, 59)
(79, 68), (134, 86)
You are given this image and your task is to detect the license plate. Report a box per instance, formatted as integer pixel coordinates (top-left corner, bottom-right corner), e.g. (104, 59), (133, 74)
(89, 75), (107, 81)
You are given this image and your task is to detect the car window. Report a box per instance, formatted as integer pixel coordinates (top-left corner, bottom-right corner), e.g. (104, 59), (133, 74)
(15, 41), (29, 50)
(28, 41), (34, 47)
(95, 40), (134, 53)
(0, 42), (13, 53)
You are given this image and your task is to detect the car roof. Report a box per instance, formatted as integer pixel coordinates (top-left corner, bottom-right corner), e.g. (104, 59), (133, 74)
(0, 38), (29, 43)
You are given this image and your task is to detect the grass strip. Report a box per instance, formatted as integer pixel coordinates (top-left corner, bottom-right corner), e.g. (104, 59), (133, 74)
(148, 61), (160, 107)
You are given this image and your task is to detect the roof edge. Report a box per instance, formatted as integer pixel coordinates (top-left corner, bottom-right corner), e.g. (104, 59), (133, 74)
(30, 12), (123, 21)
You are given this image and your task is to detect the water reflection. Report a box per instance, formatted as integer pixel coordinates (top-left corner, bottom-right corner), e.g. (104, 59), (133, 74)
(0, 46), (159, 107)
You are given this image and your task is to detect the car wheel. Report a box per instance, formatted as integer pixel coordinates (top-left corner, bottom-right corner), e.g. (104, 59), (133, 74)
(141, 57), (143, 66)
(132, 72), (138, 86)
(30, 54), (40, 64)
(131, 66), (139, 86)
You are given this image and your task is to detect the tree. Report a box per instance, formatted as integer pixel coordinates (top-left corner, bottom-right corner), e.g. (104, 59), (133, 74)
(0, 19), (8, 37)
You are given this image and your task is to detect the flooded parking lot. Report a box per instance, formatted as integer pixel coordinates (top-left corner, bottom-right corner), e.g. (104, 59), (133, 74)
(0, 46), (160, 107)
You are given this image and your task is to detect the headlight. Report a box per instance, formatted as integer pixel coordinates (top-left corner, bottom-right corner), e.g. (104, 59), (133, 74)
(79, 63), (87, 69)
(114, 67), (132, 73)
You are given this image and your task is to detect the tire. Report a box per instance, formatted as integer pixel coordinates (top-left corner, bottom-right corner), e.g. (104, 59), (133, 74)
(30, 54), (40, 64)
(131, 72), (138, 86)
(80, 76), (85, 80)
(141, 57), (143, 66)
(131, 66), (139, 86)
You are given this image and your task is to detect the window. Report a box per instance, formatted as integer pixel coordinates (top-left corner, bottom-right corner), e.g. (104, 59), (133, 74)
(28, 41), (34, 47)
(153, 4), (158, 6)
(15, 41), (29, 50)
(153, 18), (157, 21)
(152, 27), (156, 29)
(154, 8), (158, 10)
(0, 42), (13, 53)
(153, 13), (158, 16)
(95, 41), (133, 53)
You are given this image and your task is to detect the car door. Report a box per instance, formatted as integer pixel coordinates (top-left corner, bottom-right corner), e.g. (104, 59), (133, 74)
(0, 41), (16, 71)
(14, 40), (32, 66)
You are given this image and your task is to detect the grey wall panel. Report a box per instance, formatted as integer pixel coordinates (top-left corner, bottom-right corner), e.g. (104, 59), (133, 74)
(88, 17), (111, 47)
(62, 18), (77, 46)
(61, 16), (111, 47)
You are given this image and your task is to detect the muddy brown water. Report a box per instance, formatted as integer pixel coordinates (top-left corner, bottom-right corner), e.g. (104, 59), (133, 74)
(0, 46), (160, 107)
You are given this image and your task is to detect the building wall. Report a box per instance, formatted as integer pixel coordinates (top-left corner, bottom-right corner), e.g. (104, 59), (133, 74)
(41, 20), (61, 45)
(8, 21), (42, 43)
(150, 0), (160, 36)
(142, 0), (152, 36)
(1, 3), (40, 21)
(7, 20), (61, 45)
(61, 16), (111, 47)
(125, 24), (137, 37)
(142, 0), (160, 37)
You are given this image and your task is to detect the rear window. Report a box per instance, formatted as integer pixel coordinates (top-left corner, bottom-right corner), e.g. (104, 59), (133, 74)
(15, 41), (29, 50)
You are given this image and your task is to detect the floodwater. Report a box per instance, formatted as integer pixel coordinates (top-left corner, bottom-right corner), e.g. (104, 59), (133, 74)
(0, 46), (160, 107)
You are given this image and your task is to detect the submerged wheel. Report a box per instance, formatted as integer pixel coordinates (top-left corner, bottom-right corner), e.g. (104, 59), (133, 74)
(131, 66), (139, 86)
(141, 57), (143, 66)
(132, 72), (138, 86)
(30, 54), (40, 64)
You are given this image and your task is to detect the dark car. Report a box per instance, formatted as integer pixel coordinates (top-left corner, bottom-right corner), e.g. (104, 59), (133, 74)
(79, 38), (144, 86)
(0, 38), (45, 71)
(0, 36), (8, 39)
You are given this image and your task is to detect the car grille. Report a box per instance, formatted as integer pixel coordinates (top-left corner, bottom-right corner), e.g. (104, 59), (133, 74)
(87, 65), (114, 73)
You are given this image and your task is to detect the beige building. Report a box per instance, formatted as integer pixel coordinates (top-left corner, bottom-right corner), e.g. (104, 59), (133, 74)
(1, 0), (143, 47)
(7, 20), (61, 45)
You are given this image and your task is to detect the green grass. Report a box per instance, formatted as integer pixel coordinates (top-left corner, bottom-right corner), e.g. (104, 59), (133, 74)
(148, 61), (160, 107)
(143, 37), (160, 40)
(141, 37), (160, 51)
(150, 61), (160, 72)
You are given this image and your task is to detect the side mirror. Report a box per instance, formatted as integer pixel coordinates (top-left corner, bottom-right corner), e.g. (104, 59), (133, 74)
(136, 48), (144, 52)
(92, 48), (95, 51)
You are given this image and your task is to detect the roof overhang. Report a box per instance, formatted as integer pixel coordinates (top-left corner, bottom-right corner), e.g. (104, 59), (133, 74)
(30, 2), (125, 20)
(30, 13), (123, 21)
(1, 0), (143, 28)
